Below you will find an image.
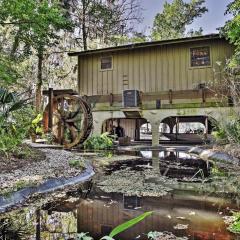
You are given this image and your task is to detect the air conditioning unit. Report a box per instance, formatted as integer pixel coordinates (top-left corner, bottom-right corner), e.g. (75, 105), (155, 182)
(122, 89), (141, 108)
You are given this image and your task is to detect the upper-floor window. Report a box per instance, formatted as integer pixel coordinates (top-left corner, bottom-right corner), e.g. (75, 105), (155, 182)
(190, 47), (211, 67)
(100, 56), (112, 70)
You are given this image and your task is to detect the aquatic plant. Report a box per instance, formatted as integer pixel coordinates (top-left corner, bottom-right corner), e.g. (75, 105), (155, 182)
(108, 211), (152, 238)
(76, 211), (152, 240)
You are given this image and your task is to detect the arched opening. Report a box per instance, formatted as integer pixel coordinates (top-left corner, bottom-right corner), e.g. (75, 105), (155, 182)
(140, 122), (152, 140)
(160, 116), (215, 143)
(102, 118), (148, 142)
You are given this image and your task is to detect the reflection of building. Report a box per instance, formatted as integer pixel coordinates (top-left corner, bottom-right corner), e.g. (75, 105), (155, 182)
(77, 191), (235, 240)
(68, 34), (234, 146)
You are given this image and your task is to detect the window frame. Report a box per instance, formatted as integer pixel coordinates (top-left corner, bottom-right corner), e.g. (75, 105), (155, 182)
(100, 56), (113, 71)
(189, 46), (212, 69)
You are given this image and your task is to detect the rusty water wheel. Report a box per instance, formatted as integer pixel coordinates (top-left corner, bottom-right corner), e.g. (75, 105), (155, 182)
(51, 94), (93, 149)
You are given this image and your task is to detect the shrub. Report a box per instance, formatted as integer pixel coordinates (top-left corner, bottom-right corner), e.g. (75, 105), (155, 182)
(212, 117), (240, 144)
(0, 88), (33, 156)
(227, 212), (240, 234)
(83, 133), (114, 150)
(69, 159), (85, 169)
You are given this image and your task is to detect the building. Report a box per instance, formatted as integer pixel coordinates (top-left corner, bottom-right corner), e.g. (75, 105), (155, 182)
(68, 34), (234, 145)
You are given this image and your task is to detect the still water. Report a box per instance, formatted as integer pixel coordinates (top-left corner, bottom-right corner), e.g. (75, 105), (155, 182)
(0, 150), (239, 240)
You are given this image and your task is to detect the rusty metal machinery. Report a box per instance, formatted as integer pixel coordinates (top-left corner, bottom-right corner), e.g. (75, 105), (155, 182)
(43, 91), (93, 149)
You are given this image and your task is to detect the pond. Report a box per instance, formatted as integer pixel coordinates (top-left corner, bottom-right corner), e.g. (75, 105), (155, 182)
(0, 148), (240, 240)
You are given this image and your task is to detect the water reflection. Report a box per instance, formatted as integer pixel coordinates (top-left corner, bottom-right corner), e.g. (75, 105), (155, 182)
(76, 190), (238, 240)
(106, 150), (211, 181)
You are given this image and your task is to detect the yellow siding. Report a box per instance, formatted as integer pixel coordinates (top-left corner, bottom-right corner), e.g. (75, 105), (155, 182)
(78, 39), (233, 96)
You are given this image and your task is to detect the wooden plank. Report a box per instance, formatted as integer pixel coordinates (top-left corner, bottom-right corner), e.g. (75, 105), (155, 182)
(128, 50), (134, 89)
(139, 49), (145, 91)
(48, 88), (53, 131)
(83, 57), (88, 95)
(92, 55), (98, 95)
(88, 55), (93, 95)
(163, 45), (168, 90)
(112, 53), (118, 94)
(97, 55), (103, 95)
(42, 89), (77, 96)
(145, 49), (150, 92)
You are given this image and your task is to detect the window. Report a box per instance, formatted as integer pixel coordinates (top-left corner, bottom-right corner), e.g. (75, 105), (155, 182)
(100, 56), (112, 70)
(190, 47), (211, 67)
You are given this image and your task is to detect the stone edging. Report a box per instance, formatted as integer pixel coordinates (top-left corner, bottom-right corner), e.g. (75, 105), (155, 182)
(189, 146), (239, 165)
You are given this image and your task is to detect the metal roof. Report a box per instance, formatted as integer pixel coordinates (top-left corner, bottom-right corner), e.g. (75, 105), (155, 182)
(68, 34), (223, 57)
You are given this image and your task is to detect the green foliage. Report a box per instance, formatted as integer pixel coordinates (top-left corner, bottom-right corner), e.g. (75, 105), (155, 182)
(69, 159), (85, 169)
(212, 117), (240, 144)
(151, 0), (207, 40)
(228, 212), (240, 234)
(30, 113), (43, 135)
(0, 0), (72, 55)
(0, 88), (31, 118)
(0, 54), (20, 86)
(212, 129), (228, 142)
(222, 0), (240, 65)
(76, 233), (93, 240)
(107, 211), (152, 238)
(0, 88), (33, 156)
(76, 211), (152, 240)
(84, 133), (114, 150)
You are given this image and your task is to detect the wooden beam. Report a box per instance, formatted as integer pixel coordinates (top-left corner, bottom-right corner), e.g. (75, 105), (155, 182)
(48, 88), (53, 131)
(109, 93), (113, 106)
(169, 89), (173, 104)
(42, 89), (77, 96)
(201, 88), (206, 103)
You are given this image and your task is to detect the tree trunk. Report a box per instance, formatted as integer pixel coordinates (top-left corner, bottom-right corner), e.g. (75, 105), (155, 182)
(11, 30), (20, 59)
(35, 51), (43, 112)
(82, 0), (87, 50)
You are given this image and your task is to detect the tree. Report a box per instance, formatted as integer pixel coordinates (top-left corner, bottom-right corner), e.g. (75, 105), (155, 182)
(0, 0), (72, 111)
(62, 0), (142, 50)
(0, 54), (20, 86)
(151, 0), (208, 41)
(223, 0), (240, 66)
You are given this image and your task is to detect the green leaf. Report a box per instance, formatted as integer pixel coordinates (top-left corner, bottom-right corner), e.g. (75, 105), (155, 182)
(109, 211), (152, 238)
(100, 237), (115, 240)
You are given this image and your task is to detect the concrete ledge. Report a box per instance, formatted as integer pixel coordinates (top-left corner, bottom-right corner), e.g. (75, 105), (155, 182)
(189, 146), (239, 165)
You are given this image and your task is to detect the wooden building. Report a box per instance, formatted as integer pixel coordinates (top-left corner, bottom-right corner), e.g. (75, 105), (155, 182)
(68, 34), (234, 145)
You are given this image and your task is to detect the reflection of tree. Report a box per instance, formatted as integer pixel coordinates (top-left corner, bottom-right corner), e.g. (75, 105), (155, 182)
(0, 211), (35, 240)
(152, 150), (160, 172)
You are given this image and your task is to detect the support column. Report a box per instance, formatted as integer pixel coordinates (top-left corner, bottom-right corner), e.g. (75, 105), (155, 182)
(151, 121), (160, 147)
(175, 117), (179, 141)
(205, 116), (208, 141)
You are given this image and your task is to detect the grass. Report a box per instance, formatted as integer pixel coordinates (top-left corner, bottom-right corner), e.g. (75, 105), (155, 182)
(0, 179), (36, 196)
(69, 159), (85, 169)
(228, 212), (240, 234)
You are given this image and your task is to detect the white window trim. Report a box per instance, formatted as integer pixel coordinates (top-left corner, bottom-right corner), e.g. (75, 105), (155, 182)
(189, 46), (212, 69)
